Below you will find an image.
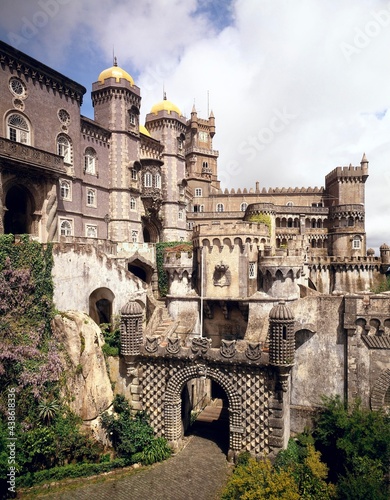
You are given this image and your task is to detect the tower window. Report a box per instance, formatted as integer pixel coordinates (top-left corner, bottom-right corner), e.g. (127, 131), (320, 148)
(86, 225), (97, 238)
(240, 202), (248, 212)
(144, 172), (152, 187)
(132, 230), (138, 243)
(131, 169), (137, 180)
(178, 209), (184, 220)
(57, 134), (72, 164)
(7, 113), (30, 145)
(59, 218), (73, 236)
(195, 188), (202, 197)
(60, 180), (71, 200)
(130, 197), (136, 210)
(249, 262), (256, 279)
(154, 173), (161, 189)
(87, 188), (96, 207)
(353, 236), (362, 249)
(216, 203), (224, 213)
(198, 131), (208, 142)
(84, 147), (97, 174)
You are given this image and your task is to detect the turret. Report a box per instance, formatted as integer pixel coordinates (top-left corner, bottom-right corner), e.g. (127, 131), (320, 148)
(209, 109), (215, 138)
(120, 301), (143, 356)
(268, 301), (295, 367)
(190, 104), (198, 133)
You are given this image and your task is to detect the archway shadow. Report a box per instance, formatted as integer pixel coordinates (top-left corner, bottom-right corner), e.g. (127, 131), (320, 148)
(186, 405), (230, 455)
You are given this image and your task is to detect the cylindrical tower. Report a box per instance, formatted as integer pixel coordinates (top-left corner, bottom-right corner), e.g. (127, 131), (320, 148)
(120, 301), (143, 355)
(268, 301), (295, 366)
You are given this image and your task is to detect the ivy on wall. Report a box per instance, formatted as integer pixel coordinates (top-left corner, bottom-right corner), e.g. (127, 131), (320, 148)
(156, 241), (193, 297)
(248, 213), (272, 234)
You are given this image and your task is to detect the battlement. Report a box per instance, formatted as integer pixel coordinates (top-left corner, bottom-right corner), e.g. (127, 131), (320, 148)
(193, 220), (269, 239)
(325, 165), (369, 185)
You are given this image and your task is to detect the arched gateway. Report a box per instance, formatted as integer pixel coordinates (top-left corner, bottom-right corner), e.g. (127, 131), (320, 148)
(120, 300), (296, 461)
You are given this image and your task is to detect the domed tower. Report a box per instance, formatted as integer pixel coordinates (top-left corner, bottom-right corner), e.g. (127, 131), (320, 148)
(145, 94), (188, 241)
(120, 300), (143, 356)
(91, 59), (142, 242)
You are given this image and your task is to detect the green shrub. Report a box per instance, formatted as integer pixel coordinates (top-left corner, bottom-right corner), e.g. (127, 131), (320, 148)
(16, 458), (127, 488)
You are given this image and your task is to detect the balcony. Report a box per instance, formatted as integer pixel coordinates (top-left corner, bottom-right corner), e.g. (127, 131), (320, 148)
(0, 137), (65, 176)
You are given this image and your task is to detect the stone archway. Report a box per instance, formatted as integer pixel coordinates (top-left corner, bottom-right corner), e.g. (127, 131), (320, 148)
(164, 364), (242, 460)
(89, 287), (115, 325)
(371, 368), (390, 412)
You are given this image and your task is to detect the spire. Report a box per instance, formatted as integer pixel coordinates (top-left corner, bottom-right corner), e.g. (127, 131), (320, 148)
(361, 152), (368, 166)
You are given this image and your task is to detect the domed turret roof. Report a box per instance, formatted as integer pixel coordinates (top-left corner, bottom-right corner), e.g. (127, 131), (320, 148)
(380, 243), (389, 250)
(150, 94), (181, 116)
(121, 301), (143, 316)
(98, 58), (134, 86)
(269, 301), (294, 321)
(139, 124), (152, 137)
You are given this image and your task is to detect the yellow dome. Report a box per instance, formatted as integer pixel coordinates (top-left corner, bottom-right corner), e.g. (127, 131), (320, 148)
(139, 124), (151, 137)
(150, 97), (181, 116)
(98, 61), (134, 85)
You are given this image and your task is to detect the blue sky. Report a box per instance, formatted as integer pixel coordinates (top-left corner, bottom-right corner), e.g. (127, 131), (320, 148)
(0, 0), (389, 251)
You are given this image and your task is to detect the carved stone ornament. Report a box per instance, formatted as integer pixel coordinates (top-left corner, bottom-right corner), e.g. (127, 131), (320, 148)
(197, 364), (207, 378)
(166, 337), (181, 355)
(220, 339), (236, 358)
(213, 262), (231, 287)
(245, 342), (262, 361)
(145, 336), (159, 353)
(191, 337), (211, 355)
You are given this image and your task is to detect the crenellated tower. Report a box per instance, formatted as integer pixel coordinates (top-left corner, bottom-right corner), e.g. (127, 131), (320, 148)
(325, 154), (369, 258)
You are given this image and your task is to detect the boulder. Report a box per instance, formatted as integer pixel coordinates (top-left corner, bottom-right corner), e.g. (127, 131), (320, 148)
(51, 311), (114, 421)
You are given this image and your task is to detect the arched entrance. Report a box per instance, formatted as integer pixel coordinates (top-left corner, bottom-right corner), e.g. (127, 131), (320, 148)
(183, 378), (230, 454)
(164, 364), (242, 461)
(4, 185), (34, 235)
(89, 287), (115, 325)
(142, 217), (161, 243)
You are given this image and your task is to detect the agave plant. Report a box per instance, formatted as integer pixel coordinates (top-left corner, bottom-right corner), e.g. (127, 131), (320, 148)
(38, 399), (60, 425)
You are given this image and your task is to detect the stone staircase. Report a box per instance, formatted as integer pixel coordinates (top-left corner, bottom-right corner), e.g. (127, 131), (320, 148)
(154, 308), (177, 338)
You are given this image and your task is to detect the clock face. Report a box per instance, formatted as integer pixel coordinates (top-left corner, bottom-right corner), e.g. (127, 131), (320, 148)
(198, 131), (208, 142)
(9, 77), (27, 98)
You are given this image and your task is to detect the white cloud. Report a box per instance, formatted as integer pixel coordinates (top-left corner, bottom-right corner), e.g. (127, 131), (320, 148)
(0, 0), (389, 250)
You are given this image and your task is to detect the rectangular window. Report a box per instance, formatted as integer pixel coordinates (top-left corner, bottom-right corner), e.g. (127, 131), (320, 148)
(131, 169), (137, 180)
(132, 230), (138, 243)
(195, 188), (202, 197)
(144, 172), (152, 187)
(86, 225), (97, 238)
(249, 262), (256, 279)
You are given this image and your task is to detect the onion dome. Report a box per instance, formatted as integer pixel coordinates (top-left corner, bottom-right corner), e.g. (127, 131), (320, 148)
(139, 124), (152, 137)
(150, 93), (181, 116)
(269, 301), (294, 321)
(98, 57), (134, 85)
(121, 300), (143, 316)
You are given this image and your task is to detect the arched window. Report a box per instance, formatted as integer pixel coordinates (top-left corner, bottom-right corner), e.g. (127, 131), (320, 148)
(87, 188), (96, 206)
(60, 219), (73, 236)
(216, 203), (224, 213)
(154, 173), (161, 189)
(144, 172), (152, 187)
(286, 201), (294, 207)
(240, 202), (248, 212)
(57, 134), (72, 164)
(60, 180), (71, 200)
(84, 147), (96, 174)
(353, 236), (362, 249)
(7, 113), (30, 144)
(130, 197), (136, 210)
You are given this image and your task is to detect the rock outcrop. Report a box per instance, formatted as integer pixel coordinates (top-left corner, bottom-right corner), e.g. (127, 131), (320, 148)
(51, 311), (114, 421)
